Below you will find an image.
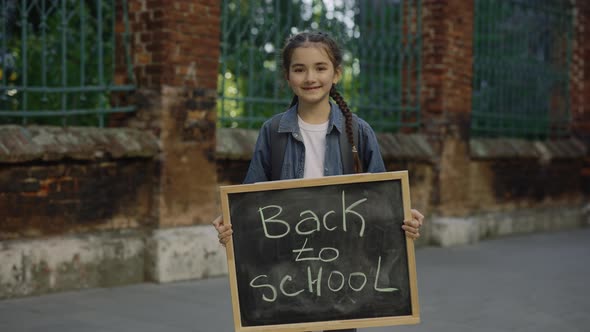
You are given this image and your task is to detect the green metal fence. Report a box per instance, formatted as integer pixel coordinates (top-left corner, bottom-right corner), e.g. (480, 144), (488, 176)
(472, 0), (573, 140)
(0, 0), (135, 127)
(218, 0), (422, 132)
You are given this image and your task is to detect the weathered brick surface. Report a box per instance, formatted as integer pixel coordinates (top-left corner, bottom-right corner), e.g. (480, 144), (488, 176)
(156, 86), (219, 227)
(572, 1), (590, 133)
(128, 0), (220, 89)
(0, 159), (157, 240)
(421, 0), (473, 142)
(437, 139), (586, 217)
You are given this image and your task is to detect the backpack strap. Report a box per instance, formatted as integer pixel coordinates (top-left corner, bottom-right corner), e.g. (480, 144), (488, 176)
(340, 115), (359, 174)
(270, 113), (287, 181)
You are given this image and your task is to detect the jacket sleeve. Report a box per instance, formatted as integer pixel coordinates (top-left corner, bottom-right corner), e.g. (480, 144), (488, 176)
(357, 117), (386, 173)
(243, 121), (273, 184)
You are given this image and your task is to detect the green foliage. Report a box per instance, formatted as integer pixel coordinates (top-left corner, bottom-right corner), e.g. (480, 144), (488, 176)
(1, 0), (119, 126)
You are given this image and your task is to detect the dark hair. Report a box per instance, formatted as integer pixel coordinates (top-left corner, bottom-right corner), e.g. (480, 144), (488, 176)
(281, 31), (362, 173)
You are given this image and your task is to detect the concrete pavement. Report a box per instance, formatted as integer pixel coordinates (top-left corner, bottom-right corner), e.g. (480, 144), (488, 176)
(1, 227), (589, 332)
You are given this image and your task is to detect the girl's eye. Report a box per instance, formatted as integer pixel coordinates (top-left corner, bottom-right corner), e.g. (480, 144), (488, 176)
(317, 67), (327, 71)
(293, 68), (304, 73)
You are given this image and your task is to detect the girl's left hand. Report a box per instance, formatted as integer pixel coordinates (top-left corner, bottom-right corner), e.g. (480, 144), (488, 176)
(402, 209), (424, 240)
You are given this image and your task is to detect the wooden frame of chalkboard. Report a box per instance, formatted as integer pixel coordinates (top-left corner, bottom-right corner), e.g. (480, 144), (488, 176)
(219, 171), (420, 332)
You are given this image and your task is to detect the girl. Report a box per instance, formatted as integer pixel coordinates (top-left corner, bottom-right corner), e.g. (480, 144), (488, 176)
(214, 31), (424, 332)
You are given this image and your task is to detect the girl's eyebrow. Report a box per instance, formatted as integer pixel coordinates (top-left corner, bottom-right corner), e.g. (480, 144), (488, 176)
(291, 62), (330, 67)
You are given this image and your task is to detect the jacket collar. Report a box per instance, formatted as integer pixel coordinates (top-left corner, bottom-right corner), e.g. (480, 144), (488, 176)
(277, 101), (344, 134)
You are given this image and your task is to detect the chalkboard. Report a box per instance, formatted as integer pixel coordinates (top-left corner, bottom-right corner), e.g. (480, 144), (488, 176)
(219, 171), (420, 332)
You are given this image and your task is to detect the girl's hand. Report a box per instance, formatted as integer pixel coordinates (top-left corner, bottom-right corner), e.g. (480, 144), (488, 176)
(402, 209), (424, 240)
(212, 215), (233, 247)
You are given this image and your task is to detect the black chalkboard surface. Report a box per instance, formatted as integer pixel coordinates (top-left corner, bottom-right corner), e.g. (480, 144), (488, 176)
(219, 171), (420, 332)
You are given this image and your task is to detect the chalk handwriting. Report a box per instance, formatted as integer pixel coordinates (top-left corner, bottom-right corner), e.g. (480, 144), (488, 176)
(258, 205), (290, 239)
(258, 191), (367, 239)
(249, 256), (398, 302)
(292, 238), (339, 262)
(342, 191), (367, 237)
(249, 190), (394, 304)
(249, 275), (277, 302)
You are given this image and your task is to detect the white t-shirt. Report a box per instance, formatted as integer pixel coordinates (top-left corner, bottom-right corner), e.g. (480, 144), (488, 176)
(298, 115), (329, 179)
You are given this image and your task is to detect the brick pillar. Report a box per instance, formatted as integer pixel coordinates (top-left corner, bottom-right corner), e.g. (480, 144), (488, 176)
(422, 0), (473, 140)
(572, 1), (590, 193)
(128, 0), (221, 227)
(572, 2), (590, 139)
(421, 1), (474, 213)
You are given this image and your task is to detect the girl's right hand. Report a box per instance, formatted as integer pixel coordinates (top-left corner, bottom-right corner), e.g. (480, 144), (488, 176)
(212, 215), (233, 247)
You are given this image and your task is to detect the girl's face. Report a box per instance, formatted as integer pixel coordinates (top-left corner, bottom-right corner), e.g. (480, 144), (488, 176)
(286, 45), (341, 108)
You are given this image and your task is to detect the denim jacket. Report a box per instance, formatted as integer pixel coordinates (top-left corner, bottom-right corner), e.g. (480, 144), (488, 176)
(243, 102), (386, 184)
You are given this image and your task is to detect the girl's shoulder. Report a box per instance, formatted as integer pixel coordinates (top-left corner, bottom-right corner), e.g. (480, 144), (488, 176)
(265, 106), (298, 134)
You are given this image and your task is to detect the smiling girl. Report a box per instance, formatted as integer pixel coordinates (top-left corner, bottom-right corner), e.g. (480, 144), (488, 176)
(213, 31), (425, 332)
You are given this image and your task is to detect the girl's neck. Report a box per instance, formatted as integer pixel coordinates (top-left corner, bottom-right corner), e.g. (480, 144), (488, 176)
(297, 100), (331, 124)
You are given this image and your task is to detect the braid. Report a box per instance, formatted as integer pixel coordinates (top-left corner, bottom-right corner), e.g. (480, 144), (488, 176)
(330, 85), (363, 173)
